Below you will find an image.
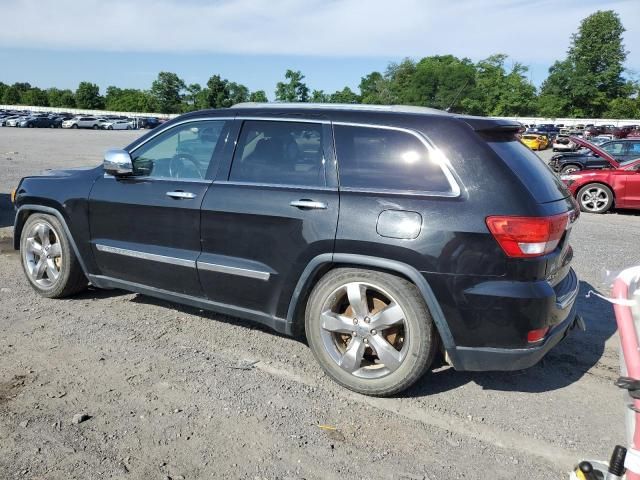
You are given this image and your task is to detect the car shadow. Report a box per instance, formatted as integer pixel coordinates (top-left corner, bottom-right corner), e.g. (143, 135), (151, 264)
(0, 193), (13, 228)
(406, 280), (617, 397)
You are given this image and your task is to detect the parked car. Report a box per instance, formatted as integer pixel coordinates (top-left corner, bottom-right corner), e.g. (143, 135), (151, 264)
(561, 136), (640, 213)
(19, 116), (57, 128)
(548, 139), (640, 174)
(5, 115), (28, 127)
(137, 117), (162, 129)
(590, 134), (615, 145)
(552, 134), (578, 152)
(1, 115), (21, 126)
(11, 104), (581, 396)
(521, 133), (549, 150)
(62, 116), (103, 129)
(101, 119), (132, 130)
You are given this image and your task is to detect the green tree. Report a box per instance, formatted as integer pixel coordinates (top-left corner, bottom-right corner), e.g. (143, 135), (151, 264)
(358, 71), (394, 104)
(206, 75), (230, 108)
(329, 87), (359, 104)
(150, 72), (185, 113)
(0, 82), (7, 103)
(249, 90), (268, 102)
(2, 86), (21, 105)
(604, 96), (640, 118)
(47, 88), (76, 108)
(275, 70), (309, 102)
(227, 82), (249, 106)
(310, 89), (329, 102)
(183, 83), (209, 111)
(105, 86), (156, 112)
(538, 10), (628, 117)
(75, 81), (104, 109)
(21, 87), (49, 106)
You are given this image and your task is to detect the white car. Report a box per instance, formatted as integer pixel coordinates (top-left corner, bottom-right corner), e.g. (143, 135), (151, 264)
(62, 116), (105, 129)
(102, 119), (132, 130)
(552, 134), (578, 152)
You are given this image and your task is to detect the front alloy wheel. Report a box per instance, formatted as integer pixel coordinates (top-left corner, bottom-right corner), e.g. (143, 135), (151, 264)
(20, 213), (87, 298)
(23, 221), (62, 288)
(306, 268), (437, 396)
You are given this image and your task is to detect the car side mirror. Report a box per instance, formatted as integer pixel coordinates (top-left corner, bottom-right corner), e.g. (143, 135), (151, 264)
(104, 149), (133, 176)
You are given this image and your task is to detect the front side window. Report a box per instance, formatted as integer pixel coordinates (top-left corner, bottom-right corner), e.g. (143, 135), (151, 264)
(131, 120), (226, 180)
(334, 125), (453, 193)
(229, 121), (325, 187)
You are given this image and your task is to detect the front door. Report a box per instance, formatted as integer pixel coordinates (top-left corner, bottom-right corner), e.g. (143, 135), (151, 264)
(198, 119), (339, 326)
(89, 118), (231, 296)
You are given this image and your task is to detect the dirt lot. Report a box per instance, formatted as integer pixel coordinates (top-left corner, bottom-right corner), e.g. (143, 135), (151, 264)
(0, 128), (639, 479)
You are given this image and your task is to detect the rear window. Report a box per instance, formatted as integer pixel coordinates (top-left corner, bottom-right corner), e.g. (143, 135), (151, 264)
(489, 139), (570, 203)
(334, 125), (455, 194)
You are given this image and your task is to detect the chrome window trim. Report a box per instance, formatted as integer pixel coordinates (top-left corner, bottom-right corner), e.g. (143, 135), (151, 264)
(331, 121), (462, 198)
(197, 261), (270, 281)
(102, 173), (211, 184)
(213, 180), (336, 192)
(236, 116), (330, 124)
(95, 244), (195, 268)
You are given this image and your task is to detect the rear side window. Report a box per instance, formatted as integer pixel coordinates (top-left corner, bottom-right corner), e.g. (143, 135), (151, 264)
(334, 125), (454, 194)
(488, 139), (569, 203)
(229, 121), (325, 187)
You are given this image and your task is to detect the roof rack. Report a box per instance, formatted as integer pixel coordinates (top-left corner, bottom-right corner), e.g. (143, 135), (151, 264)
(231, 102), (448, 115)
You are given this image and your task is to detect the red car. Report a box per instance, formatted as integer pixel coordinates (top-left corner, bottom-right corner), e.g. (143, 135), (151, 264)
(561, 136), (640, 213)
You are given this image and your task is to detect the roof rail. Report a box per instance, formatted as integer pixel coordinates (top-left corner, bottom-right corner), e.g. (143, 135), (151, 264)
(231, 102), (447, 115)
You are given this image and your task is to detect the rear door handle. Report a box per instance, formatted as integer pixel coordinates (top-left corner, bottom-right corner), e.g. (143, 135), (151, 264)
(166, 191), (197, 200)
(289, 199), (327, 210)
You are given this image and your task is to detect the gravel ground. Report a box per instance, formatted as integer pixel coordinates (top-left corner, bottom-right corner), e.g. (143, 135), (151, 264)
(0, 128), (639, 479)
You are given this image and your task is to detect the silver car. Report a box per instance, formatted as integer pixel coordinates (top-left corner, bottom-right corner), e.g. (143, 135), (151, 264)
(62, 116), (104, 129)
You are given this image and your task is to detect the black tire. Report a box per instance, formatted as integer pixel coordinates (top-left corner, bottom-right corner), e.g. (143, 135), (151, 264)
(92, 124), (98, 130)
(20, 213), (87, 298)
(28, 123), (34, 128)
(560, 164), (581, 175)
(305, 268), (437, 396)
(71, 124), (78, 129)
(108, 126), (113, 130)
(577, 183), (614, 214)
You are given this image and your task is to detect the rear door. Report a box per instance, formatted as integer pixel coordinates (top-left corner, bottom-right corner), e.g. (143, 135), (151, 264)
(198, 118), (339, 323)
(89, 118), (231, 295)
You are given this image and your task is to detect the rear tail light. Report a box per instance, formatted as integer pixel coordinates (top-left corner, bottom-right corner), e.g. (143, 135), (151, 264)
(486, 213), (570, 258)
(527, 327), (549, 343)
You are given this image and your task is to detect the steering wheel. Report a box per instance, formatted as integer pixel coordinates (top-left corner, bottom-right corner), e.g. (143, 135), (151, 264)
(168, 153), (203, 180)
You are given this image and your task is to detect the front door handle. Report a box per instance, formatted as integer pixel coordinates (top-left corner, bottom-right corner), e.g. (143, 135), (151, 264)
(290, 199), (327, 210)
(166, 191), (196, 200)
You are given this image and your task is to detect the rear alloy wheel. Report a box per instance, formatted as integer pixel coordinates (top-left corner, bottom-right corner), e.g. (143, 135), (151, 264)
(305, 268), (437, 396)
(92, 125), (99, 130)
(20, 214), (87, 298)
(577, 183), (613, 214)
(561, 165), (580, 175)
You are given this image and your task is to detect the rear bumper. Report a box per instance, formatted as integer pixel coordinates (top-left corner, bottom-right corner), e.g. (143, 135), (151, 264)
(451, 305), (580, 371)
(442, 267), (581, 371)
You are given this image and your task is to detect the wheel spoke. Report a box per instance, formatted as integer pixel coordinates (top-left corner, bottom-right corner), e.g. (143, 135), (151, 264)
(45, 259), (60, 281)
(48, 243), (62, 258)
(369, 303), (404, 330)
(339, 337), (366, 373)
(26, 237), (43, 254)
(346, 282), (369, 319)
(34, 259), (47, 280)
(369, 334), (402, 371)
(36, 224), (51, 248)
(321, 311), (355, 334)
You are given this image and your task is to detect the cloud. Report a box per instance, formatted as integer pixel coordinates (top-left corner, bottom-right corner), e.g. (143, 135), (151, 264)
(1, 0), (639, 67)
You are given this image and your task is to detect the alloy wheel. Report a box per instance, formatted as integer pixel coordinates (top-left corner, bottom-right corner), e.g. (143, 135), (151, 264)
(580, 186), (609, 213)
(319, 282), (408, 379)
(23, 222), (63, 288)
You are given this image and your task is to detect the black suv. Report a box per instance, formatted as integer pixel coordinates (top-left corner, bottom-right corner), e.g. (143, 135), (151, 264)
(549, 139), (640, 174)
(12, 104), (581, 396)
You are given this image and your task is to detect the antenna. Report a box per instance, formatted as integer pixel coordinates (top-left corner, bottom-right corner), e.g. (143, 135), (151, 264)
(446, 78), (470, 113)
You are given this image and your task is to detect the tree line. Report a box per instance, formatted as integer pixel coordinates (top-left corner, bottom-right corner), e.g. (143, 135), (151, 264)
(1, 10), (638, 118)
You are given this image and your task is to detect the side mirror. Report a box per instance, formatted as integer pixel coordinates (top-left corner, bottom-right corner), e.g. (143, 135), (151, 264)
(104, 149), (133, 176)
